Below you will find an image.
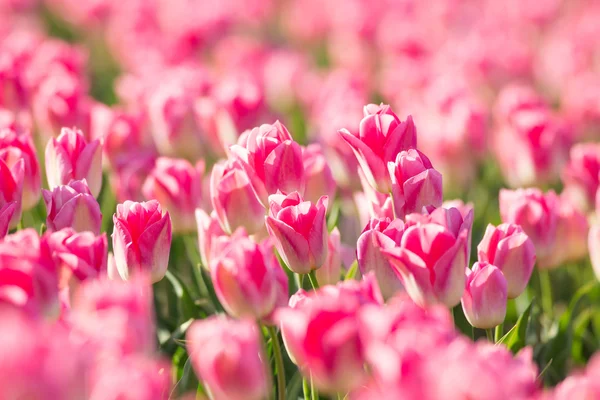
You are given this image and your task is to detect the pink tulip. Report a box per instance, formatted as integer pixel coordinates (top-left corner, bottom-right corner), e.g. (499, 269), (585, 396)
(276, 280), (378, 394)
(383, 221), (468, 307)
(461, 262), (508, 329)
(230, 121), (305, 201)
(45, 127), (103, 197)
(499, 188), (559, 261)
(70, 277), (155, 356)
(0, 128), (41, 210)
(210, 159), (265, 234)
(46, 228), (108, 290)
(211, 235), (288, 321)
(303, 143), (336, 204)
(142, 157), (204, 233)
(354, 168), (395, 227)
(186, 316), (271, 400)
(0, 229), (58, 315)
(357, 217), (406, 300)
(195, 208), (227, 269)
(266, 191), (328, 274)
(316, 227), (343, 286)
(478, 223), (536, 299)
(562, 143), (600, 212)
(339, 103), (416, 192)
(388, 148), (443, 218)
(0, 202), (16, 239)
(112, 200), (172, 283)
(0, 155), (23, 229)
(43, 180), (102, 234)
(109, 151), (156, 203)
(552, 354), (600, 399)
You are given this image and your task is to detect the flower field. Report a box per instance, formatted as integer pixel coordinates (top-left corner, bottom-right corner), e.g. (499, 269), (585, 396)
(2, 0), (600, 399)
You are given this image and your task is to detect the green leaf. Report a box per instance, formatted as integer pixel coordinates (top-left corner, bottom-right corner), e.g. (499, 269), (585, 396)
(498, 299), (533, 352)
(165, 270), (201, 322)
(345, 260), (359, 281)
(327, 200), (340, 233)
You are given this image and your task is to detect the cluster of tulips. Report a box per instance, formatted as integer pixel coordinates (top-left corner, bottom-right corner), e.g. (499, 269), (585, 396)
(2, 0), (600, 399)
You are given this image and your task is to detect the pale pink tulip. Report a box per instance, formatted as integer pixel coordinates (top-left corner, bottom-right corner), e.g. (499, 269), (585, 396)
(461, 262), (508, 329)
(195, 208), (227, 269)
(303, 143), (336, 204)
(43, 180), (102, 234)
(316, 227), (343, 286)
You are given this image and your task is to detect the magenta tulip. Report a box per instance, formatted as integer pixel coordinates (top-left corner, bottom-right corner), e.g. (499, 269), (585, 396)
(0, 156), (23, 229)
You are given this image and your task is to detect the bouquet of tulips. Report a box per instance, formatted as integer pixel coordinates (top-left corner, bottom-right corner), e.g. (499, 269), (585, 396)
(3, 0), (600, 399)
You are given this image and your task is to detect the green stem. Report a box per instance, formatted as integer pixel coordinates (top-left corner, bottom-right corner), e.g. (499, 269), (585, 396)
(303, 378), (310, 400)
(268, 326), (286, 400)
(538, 269), (554, 321)
(307, 270), (319, 291)
(310, 376), (318, 400)
(494, 324), (503, 343)
(485, 328), (494, 342)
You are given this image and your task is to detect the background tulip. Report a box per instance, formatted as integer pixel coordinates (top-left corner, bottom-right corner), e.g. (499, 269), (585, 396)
(316, 227), (343, 286)
(45, 127), (103, 197)
(0, 202), (16, 239)
(186, 317), (271, 400)
(112, 200), (172, 283)
(562, 143), (600, 212)
(195, 208), (227, 269)
(303, 143), (336, 204)
(43, 180), (102, 234)
(461, 262), (508, 329)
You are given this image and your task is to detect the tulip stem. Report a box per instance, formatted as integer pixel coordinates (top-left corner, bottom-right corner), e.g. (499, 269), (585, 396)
(307, 270), (319, 291)
(494, 324), (503, 343)
(303, 378), (310, 400)
(485, 328), (494, 342)
(267, 326), (286, 400)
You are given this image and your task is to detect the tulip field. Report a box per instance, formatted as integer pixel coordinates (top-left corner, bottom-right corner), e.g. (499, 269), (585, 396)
(3, 0), (600, 399)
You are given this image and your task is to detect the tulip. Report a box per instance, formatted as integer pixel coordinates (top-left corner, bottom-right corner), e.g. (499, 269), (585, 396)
(112, 200), (172, 283)
(195, 209), (227, 269)
(461, 262), (508, 329)
(265, 192), (328, 274)
(186, 316), (271, 400)
(210, 159), (265, 234)
(230, 121), (305, 201)
(109, 151), (156, 203)
(0, 202), (16, 239)
(43, 180), (102, 234)
(0, 229), (58, 315)
(357, 217), (406, 300)
(339, 104), (416, 192)
(0, 153), (23, 229)
(46, 228), (108, 289)
(477, 223), (536, 298)
(0, 128), (41, 210)
(303, 143), (336, 204)
(45, 127), (103, 197)
(316, 227), (343, 286)
(142, 157), (204, 233)
(388, 148), (443, 218)
(383, 222), (468, 307)
(499, 188), (559, 261)
(561, 143), (600, 212)
(211, 236), (288, 320)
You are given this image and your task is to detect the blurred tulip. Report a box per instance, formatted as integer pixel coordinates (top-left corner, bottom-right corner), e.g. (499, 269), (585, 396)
(562, 143), (600, 212)
(357, 217), (406, 300)
(195, 208), (227, 269)
(266, 192), (328, 274)
(339, 104), (416, 192)
(461, 262), (508, 329)
(112, 200), (172, 283)
(142, 157), (204, 233)
(110, 151), (156, 203)
(0, 229), (58, 315)
(478, 223), (536, 298)
(303, 143), (336, 203)
(499, 188), (559, 262)
(0, 202), (16, 239)
(316, 227), (342, 286)
(45, 127), (103, 197)
(210, 159), (265, 234)
(0, 128), (40, 209)
(186, 316), (271, 400)
(388, 148), (442, 218)
(43, 180), (101, 234)
(230, 121), (305, 201)
(0, 156), (23, 229)
(211, 236), (287, 321)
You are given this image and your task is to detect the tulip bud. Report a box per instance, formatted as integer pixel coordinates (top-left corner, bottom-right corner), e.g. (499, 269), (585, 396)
(388, 148), (443, 218)
(186, 316), (271, 400)
(210, 159), (266, 234)
(43, 180), (102, 234)
(316, 227), (343, 286)
(266, 192), (328, 274)
(211, 236), (288, 321)
(562, 143), (600, 213)
(112, 200), (172, 283)
(478, 223), (536, 299)
(303, 144), (336, 203)
(339, 104), (416, 192)
(0, 156), (23, 229)
(0, 128), (41, 210)
(142, 157), (204, 233)
(461, 262), (508, 329)
(45, 127), (103, 197)
(357, 218), (406, 300)
(230, 121), (305, 201)
(499, 188), (559, 261)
